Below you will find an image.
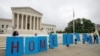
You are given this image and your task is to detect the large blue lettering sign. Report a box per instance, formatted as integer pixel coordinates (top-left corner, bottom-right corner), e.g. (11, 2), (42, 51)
(49, 34), (58, 48)
(75, 33), (80, 42)
(88, 35), (93, 44)
(63, 33), (67, 45)
(68, 34), (74, 44)
(6, 36), (24, 56)
(25, 37), (39, 54)
(38, 36), (47, 52)
(63, 33), (73, 45)
(96, 36), (99, 44)
(83, 33), (88, 42)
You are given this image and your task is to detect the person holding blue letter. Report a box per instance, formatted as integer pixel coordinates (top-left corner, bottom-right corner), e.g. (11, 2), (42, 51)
(63, 32), (70, 47)
(93, 33), (99, 44)
(12, 31), (19, 36)
(49, 33), (58, 49)
(6, 36), (24, 56)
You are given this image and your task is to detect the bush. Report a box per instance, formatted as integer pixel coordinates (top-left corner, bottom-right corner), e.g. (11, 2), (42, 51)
(56, 31), (64, 33)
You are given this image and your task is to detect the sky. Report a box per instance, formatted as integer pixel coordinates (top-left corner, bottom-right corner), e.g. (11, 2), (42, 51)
(0, 0), (100, 30)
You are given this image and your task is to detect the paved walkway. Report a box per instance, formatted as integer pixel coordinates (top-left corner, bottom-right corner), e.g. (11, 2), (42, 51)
(0, 43), (100, 56)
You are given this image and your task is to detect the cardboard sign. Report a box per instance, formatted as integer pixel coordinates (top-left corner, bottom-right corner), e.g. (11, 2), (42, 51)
(75, 33), (80, 42)
(38, 36), (47, 52)
(25, 37), (39, 54)
(63, 33), (67, 45)
(49, 34), (58, 48)
(96, 36), (99, 44)
(6, 36), (24, 56)
(88, 35), (93, 44)
(68, 34), (74, 44)
(83, 33), (88, 42)
(63, 33), (73, 45)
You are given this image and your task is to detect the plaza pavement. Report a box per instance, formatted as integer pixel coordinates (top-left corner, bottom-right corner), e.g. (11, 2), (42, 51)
(0, 34), (100, 56)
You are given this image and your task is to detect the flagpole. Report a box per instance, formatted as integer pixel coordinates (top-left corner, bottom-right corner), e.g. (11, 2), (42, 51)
(73, 9), (75, 35)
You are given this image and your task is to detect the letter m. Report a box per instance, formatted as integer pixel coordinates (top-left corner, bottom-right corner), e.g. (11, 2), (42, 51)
(40, 40), (46, 49)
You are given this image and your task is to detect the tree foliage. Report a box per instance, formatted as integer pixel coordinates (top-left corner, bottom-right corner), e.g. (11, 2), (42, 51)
(56, 31), (64, 33)
(65, 18), (95, 33)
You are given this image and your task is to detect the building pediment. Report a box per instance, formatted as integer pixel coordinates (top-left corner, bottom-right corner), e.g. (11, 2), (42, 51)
(11, 7), (43, 16)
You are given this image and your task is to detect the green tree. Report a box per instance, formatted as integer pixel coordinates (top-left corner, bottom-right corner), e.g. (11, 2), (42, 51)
(65, 18), (95, 33)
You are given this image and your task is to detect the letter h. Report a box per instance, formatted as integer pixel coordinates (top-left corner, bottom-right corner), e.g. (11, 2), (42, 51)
(11, 41), (19, 54)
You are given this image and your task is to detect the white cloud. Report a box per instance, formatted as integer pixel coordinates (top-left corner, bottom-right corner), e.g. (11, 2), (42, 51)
(0, 0), (100, 30)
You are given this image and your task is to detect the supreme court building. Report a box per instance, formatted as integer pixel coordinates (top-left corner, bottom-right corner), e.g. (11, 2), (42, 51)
(12, 7), (43, 34)
(0, 7), (56, 34)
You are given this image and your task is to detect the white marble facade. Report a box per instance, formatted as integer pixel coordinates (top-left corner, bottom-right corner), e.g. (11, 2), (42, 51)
(0, 7), (56, 34)
(12, 7), (42, 34)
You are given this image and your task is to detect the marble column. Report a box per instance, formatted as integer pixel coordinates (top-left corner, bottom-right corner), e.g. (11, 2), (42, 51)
(35, 16), (37, 30)
(21, 14), (23, 29)
(32, 16), (33, 30)
(37, 17), (39, 30)
(30, 16), (32, 30)
(13, 13), (15, 29)
(19, 14), (21, 29)
(33, 16), (35, 30)
(23, 15), (25, 29)
(15, 14), (17, 29)
(12, 13), (14, 28)
(25, 15), (27, 30)
(17, 13), (19, 29)
(39, 17), (41, 30)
